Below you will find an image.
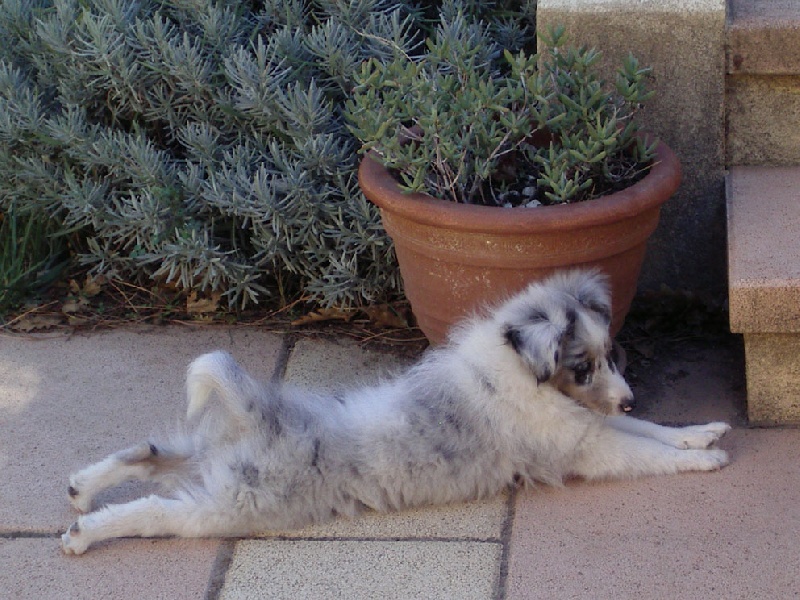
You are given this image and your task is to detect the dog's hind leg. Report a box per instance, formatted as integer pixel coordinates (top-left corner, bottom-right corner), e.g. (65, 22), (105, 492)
(61, 493), (233, 555)
(570, 426), (729, 481)
(67, 440), (193, 513)
(606, 416), (731, 450)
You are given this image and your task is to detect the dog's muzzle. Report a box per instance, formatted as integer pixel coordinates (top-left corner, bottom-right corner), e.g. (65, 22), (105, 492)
(620, 397), (637, 413)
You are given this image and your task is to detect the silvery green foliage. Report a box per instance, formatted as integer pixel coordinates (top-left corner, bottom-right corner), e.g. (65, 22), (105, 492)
(0, 0), (433, 308)
(347, 20), (655, 206)
(0, 0), (536, 308)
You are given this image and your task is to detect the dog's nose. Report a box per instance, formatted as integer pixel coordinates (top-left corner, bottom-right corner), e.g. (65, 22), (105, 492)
(620, 397), (636, 413)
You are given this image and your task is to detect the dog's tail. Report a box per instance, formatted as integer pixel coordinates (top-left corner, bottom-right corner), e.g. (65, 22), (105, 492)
(185, 351), (256, 423)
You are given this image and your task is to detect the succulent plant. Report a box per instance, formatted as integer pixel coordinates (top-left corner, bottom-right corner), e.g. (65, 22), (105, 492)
(347, 22), (656, 207)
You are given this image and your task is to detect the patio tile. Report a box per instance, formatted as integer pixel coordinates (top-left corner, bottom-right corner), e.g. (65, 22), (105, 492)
(221, 539), (501, 600)
(259, 493), (509, 541)
(284, 337), (414, 389)
(506, 428), (800, 599)
(0, 536), (219, 600)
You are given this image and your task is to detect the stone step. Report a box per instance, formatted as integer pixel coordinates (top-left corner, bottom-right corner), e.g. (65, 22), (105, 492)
(726, 0), (800, 166)
(727, 165), (800, 424)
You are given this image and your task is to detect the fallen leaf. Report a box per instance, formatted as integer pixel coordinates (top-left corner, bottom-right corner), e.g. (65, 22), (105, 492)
(67, 314), (90, 326)
(62, 297), (90, 314)
(362, 304), (409, 329)
(81, 274), (105, 297)
(291, 307), (356, 326)
(10, 314), (63, 332)
(69, 275), (105, 298)
(190, 314), (214, 323)
(186, 291), (221, 314)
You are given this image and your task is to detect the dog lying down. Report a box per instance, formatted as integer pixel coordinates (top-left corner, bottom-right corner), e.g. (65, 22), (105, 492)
(61, 269), (730, 555)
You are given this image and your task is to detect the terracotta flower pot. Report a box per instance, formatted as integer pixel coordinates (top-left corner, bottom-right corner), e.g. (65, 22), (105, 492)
(358, 134), (682, 345)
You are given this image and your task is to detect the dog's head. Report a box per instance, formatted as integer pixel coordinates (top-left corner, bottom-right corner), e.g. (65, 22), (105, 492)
(499, 269), (635, 416)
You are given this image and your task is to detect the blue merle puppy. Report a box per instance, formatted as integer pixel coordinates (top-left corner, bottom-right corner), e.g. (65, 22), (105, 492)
(62, 269), (730, 554)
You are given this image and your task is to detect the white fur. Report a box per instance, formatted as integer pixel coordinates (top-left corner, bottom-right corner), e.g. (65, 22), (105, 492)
(61, 269), (730, 555)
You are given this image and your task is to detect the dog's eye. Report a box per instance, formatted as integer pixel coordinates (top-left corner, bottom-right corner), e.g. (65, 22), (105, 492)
(574, 361), (591, 374)
(573, 361), (594, 385)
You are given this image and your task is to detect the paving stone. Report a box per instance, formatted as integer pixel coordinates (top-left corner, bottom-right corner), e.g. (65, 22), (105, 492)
(284, 337), (414, 389)
(506, 428), (800, 599)
(221, 540), (501, 600)
(0, 537), (219, 600)
(259, 493), (509, 541)
(727, 166), (800, 423)
(728, 0), (800, 74)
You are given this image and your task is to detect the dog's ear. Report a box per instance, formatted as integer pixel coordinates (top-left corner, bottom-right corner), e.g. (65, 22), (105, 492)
(554, 270), (612, 324)
(503, 308), (574, 384)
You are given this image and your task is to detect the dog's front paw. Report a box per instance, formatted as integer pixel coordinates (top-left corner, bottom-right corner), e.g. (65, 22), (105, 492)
(684, 447), (729, 472)
(67, 476), (92, 513)
(61, 521), (89, 556)
(674, 422), (732, 449)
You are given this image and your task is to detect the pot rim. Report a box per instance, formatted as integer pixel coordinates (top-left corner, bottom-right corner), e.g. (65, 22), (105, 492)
(358, 131), (682, 234)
